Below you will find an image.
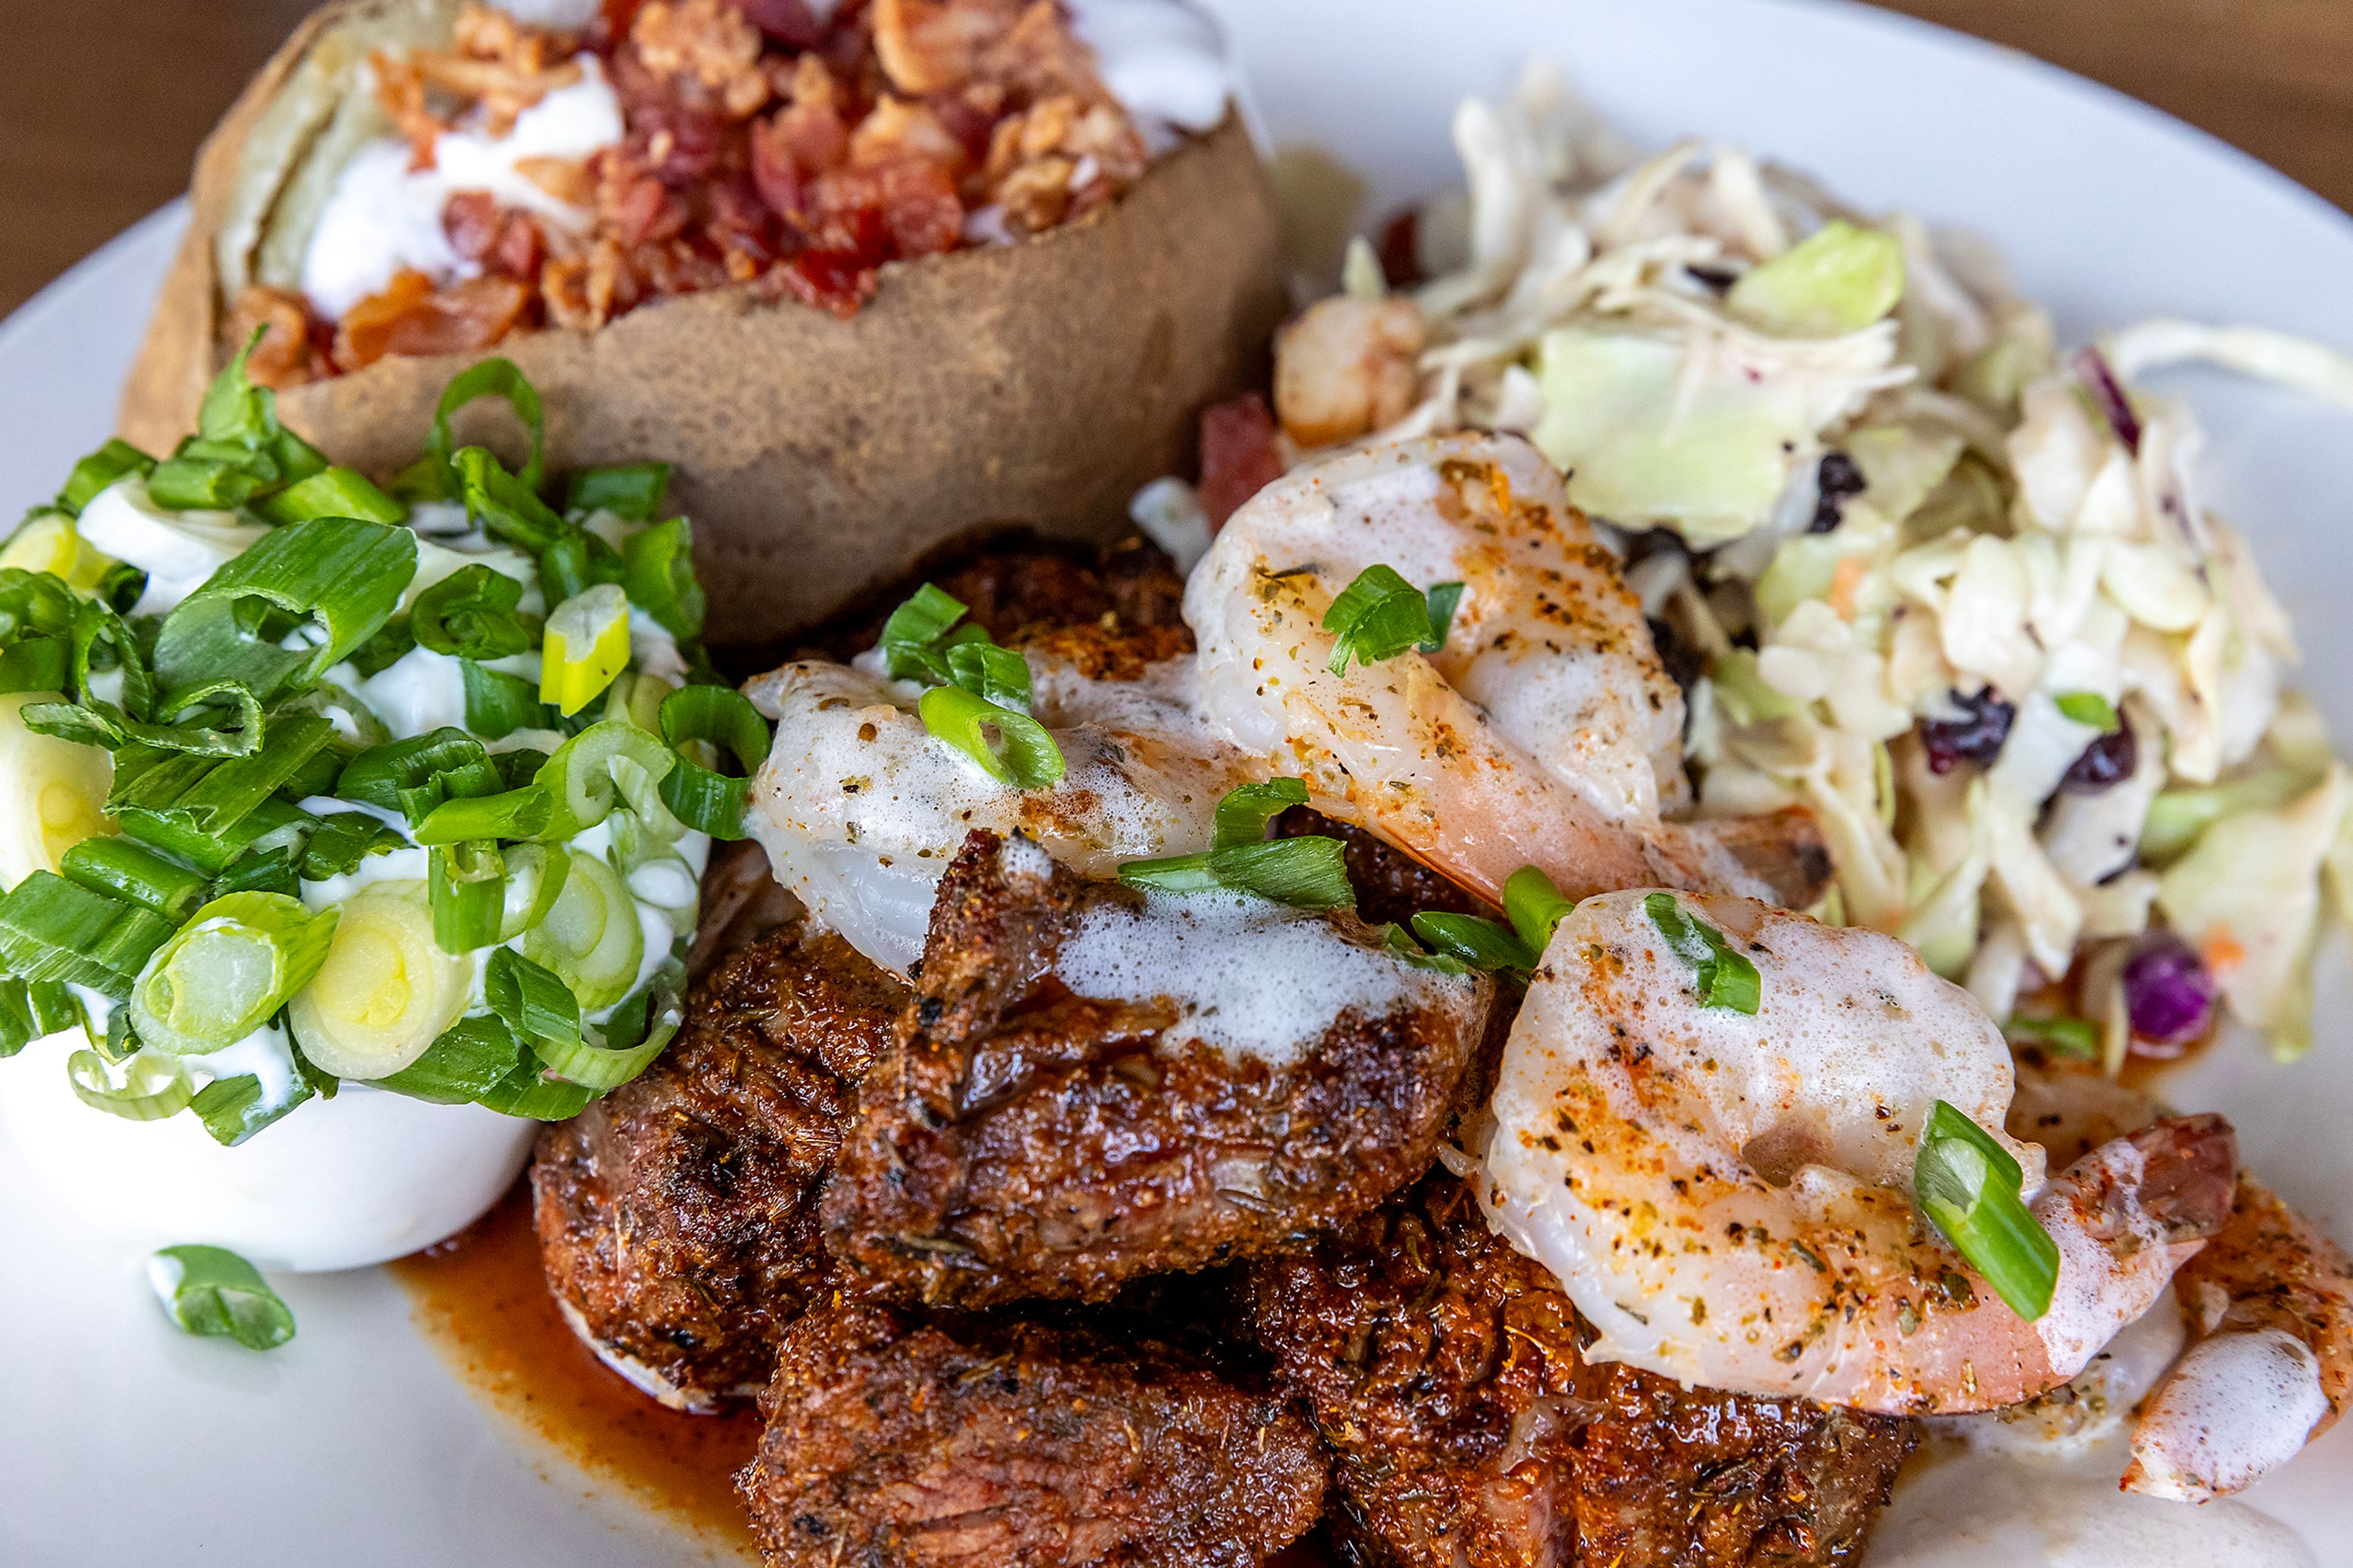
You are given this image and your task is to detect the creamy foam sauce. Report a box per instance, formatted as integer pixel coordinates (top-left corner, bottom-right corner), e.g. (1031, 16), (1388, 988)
(744, 656), (1248, 974)
(2128, 1328), (2331, 1501)
(1055, 887), (1471, 1067)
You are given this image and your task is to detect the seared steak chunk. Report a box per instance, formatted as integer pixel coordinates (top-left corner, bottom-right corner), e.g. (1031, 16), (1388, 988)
(1247, 1173), (1916, 1568)
(738, 1302), (1327, 1568)
(822, 831), (1493, 1306)
(532, 920), (907, 1409)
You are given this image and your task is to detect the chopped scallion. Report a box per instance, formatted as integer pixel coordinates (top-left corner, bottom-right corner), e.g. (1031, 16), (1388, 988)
(566, 461), (670, 523)
(1322, 565), (1466, 675)
(1642, 890), (1761, 1013)
(129, 892), (338, 1055)
(412, 564), (531, 662)
(620, 518), (703, 640)
(59, 837), (206, 923)
(149, 1244), (295, 1350)
(1913, 1100), (2061, 1320)
(1502, 866), (1577, 961)
(656, 684), (770, 839)
(541, 583), (632, 717)
(2054, 691), (2121, 733)
(917, 684), (1066, 790)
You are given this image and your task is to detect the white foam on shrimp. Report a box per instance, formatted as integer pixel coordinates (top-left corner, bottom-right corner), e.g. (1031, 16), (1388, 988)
(1055, 888), (1473, 1068)
(2127, 1327), (2331, 1502)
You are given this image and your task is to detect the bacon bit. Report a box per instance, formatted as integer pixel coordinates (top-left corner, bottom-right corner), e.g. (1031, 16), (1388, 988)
(2200, 931), (2246, 980)
(1198, 394), (1285, 529)
(983, 94), (1144, 235)
(849, 96), (970, 178)
(513, 155), (595, 208)
(413, 4), (586, 137)
(729, 0), (821, 48)
(1828, 555), (1868, 620)
(632, 0), (770, 119)
(335, 270), (532, 371)
(225, 287), (327, 391)
(871, 0), (1025, 96)
(371, 50), (447, 170)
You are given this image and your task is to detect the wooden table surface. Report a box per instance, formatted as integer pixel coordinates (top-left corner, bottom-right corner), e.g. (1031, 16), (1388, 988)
(1, 0), (2347, 317)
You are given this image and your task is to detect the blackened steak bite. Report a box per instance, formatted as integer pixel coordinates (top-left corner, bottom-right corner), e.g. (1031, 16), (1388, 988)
(1246, 1174), (1917, 1568)
(820, 830), (1495, 1308)
(738, 1302), (1328, 1568)
(531, 918), (908, 1411)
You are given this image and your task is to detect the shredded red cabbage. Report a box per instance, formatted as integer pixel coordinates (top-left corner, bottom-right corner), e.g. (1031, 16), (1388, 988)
(2072, 345), (2143, 455)
(2122, 930), (2218, 1051)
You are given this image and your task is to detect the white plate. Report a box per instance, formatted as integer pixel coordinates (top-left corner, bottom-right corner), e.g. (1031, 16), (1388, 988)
(4, 1), (2351, 1562)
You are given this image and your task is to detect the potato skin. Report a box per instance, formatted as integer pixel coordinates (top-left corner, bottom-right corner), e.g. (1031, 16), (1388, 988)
(119, 6), (1283, 648)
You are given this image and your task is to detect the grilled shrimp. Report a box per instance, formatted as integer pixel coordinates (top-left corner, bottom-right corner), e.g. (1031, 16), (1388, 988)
(1184, 432), (1823, 907)
(743, 639), (1254, 974)
(1477, 890), (2238, 1414)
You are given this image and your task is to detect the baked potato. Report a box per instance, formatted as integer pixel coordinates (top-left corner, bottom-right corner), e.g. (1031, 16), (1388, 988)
(119, 0), (1282, 646)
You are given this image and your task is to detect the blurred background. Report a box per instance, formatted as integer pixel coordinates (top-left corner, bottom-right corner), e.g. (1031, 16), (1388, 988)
(2, 0), (2346, 316)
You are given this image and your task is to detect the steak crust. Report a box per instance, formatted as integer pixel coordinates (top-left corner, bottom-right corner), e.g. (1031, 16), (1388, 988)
(1246, 1173), (1917, 1568)
(531, 920), (908, 1409)
(738, 1302), (1328, 1568)
(820, 830), (1493, 1306)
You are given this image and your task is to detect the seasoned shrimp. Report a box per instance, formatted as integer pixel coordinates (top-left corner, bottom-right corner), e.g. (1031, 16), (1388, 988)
(743, 634), (1255, 974)
(1477, 890), (2238, 1414)
(2126, 1175), (2353, 1501)
(1185, 431), (1823, 906)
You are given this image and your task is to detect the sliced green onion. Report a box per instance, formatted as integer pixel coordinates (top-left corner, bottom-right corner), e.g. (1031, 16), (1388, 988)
(190, 1061), (314, 1147)
(432, 359), (546, 495)
(620, 518), (703, 640)
(69, 1047), (193, 1121)
(212, 846), (300, 898)
(455, 447), (569, 553)
(287, 880), (473, 1078)
(1643, 890), (1762, 1014)
(917, 684), (1064, 790)
(487, 946), (676, 1093)
(1914, 1100), (2060, 1320)
(534, 721), (675, 841)
(412, 564), (531, 661)
(428, 841), (507, 953)
(145, 455), (267, 512)
(108, 711), (335, 847)
(1502, 866), (1577, 961)
(473, 1051), (598, 1121)
(942, 641), (1033, 712)
(150, 516), (418, 701)
(542, 583), (632, 717)
(0, 513), (113, 595)
(2004, 1013), (2101, 1059)
(347, 616), (419, 682)
(1409, 911), (1537, 974)
(656, 684), (770, 839)
(254, 466), (405, 526)
(296, 811), (406, 881)
(536, 528), (623, 607)
(59, 837), (206, 922)
(496, 841), (570, 941)
(461, 659), (553, 738)
(56, 439), (156, 517)
(566, 461), (671, 523)
(2054, 691), (2121, 733)
(0, 871), (177, 997)
(0, 637), (70, 695)
(521, 849), (644, 1009)
(415, 786), (551, 845)
(1213, 777), (1309, 849)
(335, 728), (499, 825)
(1372, 922), (1471, 975)
(130, 892), (338, 1055)
(1323, 565), (1462, 675)
(193, 328), (327, 483)
(149, 1244), (295, 1351)
(369, 1013), (523, 1104)
(1120, 836), (1355, 910)
(880, 583), (971, 683)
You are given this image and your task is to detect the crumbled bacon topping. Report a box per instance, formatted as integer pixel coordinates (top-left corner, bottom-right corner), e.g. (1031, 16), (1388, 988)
(291, 0), (1177, 376)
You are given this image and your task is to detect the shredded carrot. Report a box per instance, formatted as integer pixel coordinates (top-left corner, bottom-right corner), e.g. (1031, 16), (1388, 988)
(2201, 931), (2246, 978)
(1828, 555), (1868, 619)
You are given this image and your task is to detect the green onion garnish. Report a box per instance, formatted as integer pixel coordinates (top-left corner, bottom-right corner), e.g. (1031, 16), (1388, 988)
(519, 849), (645, 1009)
(336, 728), (501, 826)
(431, 358), (546, 496)
(191, 1064), (315, 1147)
(621, 518), (703, 640)
(455, 447), (567, 553)
(487, 947), (681, 1092)
(67, 1045), (194, 1120)
(428, 841), (509, 955)
(2004, 1013), (2100, 1059)
(880, 583), (974, 683)
(415, 786), (551, 846)
(495, 841), (570, 942)
(59, 837), (207, 923)
(56, 437), (155, 517)
(1502, 866), (1577, 962)
(1373, 922), (1471, 974)
(918, 685), (1065, 790)
(129, 892), (339, 1055)
(1322, 565), (1466, 675)
(566, 461), (671, 523)
(254, 466), (404, 526)
(412, 564), (532, 662)
(656, 684), (770, 839)
(0, 977), (78, 1058)
(542, 583), (632, 717)
(460, 659), (554, 738)
(1118, 778), (1354, 909)
(1913, 1099), (2061, 1320)
(2053, 691), (2121, 732)
(1409, 911), (1537, 975)
(369, 1014), (525, 1104)
(0, 871), (178, 998)
(534, 721), (675, 842)
(149, 1244), (295, 1351)
(1643, 890), (1761, 1013)
(150, 515), (417, 702)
